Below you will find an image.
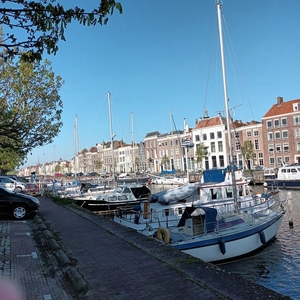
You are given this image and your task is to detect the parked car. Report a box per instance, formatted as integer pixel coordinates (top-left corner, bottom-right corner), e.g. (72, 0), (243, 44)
(87, 172), (99, 176)
(0, 186), (40, 220)
(0, 176), (26, 193)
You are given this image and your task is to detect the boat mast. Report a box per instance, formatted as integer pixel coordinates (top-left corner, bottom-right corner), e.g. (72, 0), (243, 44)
(131, 112), (135, 172)
(74, 114), (79, 180)
(108, 92), (115, 182)
(216, 2), (238, 211)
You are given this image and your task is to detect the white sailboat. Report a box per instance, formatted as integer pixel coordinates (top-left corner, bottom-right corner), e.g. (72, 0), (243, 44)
(153, 2), (286, 263)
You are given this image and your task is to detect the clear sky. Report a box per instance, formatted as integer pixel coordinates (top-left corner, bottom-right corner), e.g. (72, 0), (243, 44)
(21, 0), (300, 168)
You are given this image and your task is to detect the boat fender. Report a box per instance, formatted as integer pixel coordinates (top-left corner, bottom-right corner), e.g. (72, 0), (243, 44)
(134, 213), (140, 224)
(156, 227), (170, 244)
(219, 238), (226, 255)
(259, 231), (266, 244)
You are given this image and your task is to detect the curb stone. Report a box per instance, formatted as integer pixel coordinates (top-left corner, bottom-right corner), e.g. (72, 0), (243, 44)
(32, 214), (88, 295)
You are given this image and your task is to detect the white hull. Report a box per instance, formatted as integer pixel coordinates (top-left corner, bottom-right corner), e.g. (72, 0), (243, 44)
(173, 211), (284, 263)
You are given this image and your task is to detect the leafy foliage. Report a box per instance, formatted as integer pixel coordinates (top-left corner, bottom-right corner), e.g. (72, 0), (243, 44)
(195, 143), (208, 169)
(0, 57), (64, 169)
(0, 0), (122, 61)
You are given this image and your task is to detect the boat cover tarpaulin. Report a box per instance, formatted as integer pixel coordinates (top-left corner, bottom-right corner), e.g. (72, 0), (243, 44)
(150, 183), (198, 205)
(160, 169), (176, 175)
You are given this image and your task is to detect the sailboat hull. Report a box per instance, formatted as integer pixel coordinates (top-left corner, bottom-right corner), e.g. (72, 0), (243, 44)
(172, 211), (284, 263)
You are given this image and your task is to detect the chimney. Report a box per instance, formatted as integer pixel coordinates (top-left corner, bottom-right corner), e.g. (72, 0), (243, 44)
(195, 118), (198, 125)
(277, 96), (283, 106)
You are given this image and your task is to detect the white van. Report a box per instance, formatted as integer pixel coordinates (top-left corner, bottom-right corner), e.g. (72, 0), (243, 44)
(0, 176), (26, 193)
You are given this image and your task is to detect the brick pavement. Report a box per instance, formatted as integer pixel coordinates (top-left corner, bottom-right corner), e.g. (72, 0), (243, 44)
(0, 196), (291, 300)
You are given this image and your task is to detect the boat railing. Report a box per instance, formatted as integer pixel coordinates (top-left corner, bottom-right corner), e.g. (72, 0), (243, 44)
(115, 204), (184, 227)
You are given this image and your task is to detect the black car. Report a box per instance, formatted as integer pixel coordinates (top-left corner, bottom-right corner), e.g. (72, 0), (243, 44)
(0, 186), (40, 220)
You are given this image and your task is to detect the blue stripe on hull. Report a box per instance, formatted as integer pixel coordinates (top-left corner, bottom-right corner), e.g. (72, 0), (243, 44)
(172, 212), (284, 251)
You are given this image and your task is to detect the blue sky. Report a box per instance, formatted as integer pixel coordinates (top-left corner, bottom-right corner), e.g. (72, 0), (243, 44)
(21, 0), (300, 167)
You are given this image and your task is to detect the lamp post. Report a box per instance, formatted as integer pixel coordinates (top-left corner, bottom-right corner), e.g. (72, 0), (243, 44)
(182, 138), (194, 182)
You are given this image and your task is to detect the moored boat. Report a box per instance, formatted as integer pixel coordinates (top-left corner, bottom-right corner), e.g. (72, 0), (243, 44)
(264, 163), (300, 189)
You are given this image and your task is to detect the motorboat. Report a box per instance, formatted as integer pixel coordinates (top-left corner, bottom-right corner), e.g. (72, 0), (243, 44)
(264, 163), (300, 189)
(74, 183), (151, 211)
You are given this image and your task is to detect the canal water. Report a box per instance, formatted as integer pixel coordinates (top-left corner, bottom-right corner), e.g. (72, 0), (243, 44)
(219, 188), (300, 299)
(149, 185), (300, 299)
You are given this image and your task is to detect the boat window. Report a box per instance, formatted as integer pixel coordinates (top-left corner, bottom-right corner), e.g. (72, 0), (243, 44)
(226, 187), (233, 198)
(108, 196), (118, 201)
(210, 188), (222, 199)
(281, 169), (286, 173)
(123, 187), (131, 194)
(118, 195), (128, 200)
(291, 168), (297, 173)
(178, 207), (183, 215)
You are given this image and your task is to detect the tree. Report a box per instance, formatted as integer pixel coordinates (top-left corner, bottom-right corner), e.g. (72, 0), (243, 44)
(161, 155), (169, 170)
(0, 148), (22, 174)
(241, 140), (254, 169)
(95, 160), (103, 173)
(195, 143), (208, 171)
(0, 57), (63, 170)
(0, 0), (122, 61)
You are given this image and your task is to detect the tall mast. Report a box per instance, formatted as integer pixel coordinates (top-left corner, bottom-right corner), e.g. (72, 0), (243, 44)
(216, 3), (238, 210)
(108, 92), (115, 181)
(131, 112), (135, 172)
(74, 114), (79, 180)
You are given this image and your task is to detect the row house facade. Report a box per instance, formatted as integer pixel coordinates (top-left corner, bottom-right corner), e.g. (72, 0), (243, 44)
(144, 120), (194, 173)
(18, 96), (300, 177)
(262, 96), (300, 168)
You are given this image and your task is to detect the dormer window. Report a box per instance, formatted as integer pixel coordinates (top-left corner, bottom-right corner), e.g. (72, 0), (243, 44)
(293, 103), (300, 112)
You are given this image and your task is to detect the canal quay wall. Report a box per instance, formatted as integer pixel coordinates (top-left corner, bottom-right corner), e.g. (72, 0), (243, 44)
(2, 196), (291, 299)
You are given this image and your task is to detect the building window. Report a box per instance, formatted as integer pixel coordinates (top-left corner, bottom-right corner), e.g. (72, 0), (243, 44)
(295, 129), (300, 138)
(246, 130), (251, 138)
(253, 130), (258, 137)
(210, 132), (215, 139)
(217, 131), (222, 138)
(274, 119), (280, 128)
(212, 156), (217, 168)
(267, 133), (273, 141)
(203, 133), (207, 140)
(275, 144), (281, 153)
(259, 152), (263, 158)
(195, 135), (200, 142)
(281, 118), (287, 127)
(296, 142), (300, 151)
(277, 157), (282, 165)
(282, 130), (288, 139)
(283, 144), (289, 152)
(219, 155), (224, 167)
(218, 141), (223, 152)
(235, 132), (239, 139)
(236, 141), (241, 151)
(294, 116), (300, 126)
(284, 156), (290, 164)
(275, 132), (280, 140)
(268, 144), (274, 152)
(211, 142), (216, 152)
(254, 139), (259, 150)
(267, 120), (272, 129)
(269, 157), (275, 166)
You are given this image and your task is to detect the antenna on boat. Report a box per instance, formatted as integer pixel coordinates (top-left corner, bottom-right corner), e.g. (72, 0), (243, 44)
(216, 2), (239, 212)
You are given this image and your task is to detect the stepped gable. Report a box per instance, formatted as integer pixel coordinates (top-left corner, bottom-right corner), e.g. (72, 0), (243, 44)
(263, 96), (300, 117)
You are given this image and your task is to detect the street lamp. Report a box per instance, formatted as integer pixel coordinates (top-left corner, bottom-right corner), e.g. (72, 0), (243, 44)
(182, 138), (194, 182)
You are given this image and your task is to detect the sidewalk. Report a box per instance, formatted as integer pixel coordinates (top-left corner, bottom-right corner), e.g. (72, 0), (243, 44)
(2, 196), (290, 299)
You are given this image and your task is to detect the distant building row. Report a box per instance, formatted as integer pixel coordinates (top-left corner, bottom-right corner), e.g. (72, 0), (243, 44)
(18, 96), (300, 177)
